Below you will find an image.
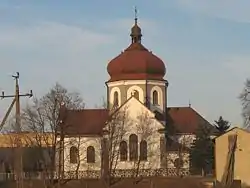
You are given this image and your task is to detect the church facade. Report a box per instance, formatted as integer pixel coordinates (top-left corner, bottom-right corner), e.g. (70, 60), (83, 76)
(57, 16), (214, 179)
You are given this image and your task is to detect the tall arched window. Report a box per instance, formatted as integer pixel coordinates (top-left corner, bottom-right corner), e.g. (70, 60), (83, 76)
(87, 146), (95, 163)
(129, 134), (138, 161)
(139, 140), (147, 161)
(133, 90), (139, 100)
(70, 146), (78, 164)
(113, 91), (119, 107)
(153, 90), (159, 105)
(120, 141), (128, 161)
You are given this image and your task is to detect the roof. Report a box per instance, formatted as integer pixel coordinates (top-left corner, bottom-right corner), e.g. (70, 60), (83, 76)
(107, 43), (166, 82)
(165, 107), (217, 134)
(107, 19), (166, 82)
(59, 105), (214, 136)
(60, 109), (109, 135)
(214, 126), (250, 140)
(59, 96), (168, 136)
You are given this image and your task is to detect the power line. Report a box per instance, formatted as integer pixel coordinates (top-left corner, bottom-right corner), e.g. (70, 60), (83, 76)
(1, 72), (33, 188)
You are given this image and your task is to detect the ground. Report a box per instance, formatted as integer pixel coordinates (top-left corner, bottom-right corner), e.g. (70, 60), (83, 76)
(2, 177), (216, 188)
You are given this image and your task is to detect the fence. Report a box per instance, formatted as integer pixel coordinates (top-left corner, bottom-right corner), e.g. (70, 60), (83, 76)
(0, 168), (212, 181)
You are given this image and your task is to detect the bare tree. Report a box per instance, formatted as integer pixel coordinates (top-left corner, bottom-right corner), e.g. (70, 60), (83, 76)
(20, 83), (85, 187)
(94, 97), (107, 109)
(101, 108), (162, 188)
(101, 106), (129, 187)
(133, 112), (158, 178)
(174, 135), (193, 177)
(239, 79), (250, 128)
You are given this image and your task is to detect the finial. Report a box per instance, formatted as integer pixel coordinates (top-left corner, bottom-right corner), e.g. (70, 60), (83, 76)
(134, 6), (138, 24)
(188, 100), (191, 107)
(130, 6), (142, 44)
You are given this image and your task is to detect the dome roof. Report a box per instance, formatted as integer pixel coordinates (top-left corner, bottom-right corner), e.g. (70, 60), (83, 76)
(107, 17), (166, 82)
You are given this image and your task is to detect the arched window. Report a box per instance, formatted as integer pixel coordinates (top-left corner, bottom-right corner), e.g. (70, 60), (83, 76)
(153, 90), (158, 105)
(87, 146), (95, 163)
(129, 134), (138, 161)
(120, 141), (128, 161)
(70, 146), (78, 164)
(113, 91), (119, 107)
(133, 90), (139, 100)
(139, 140), (147, 161)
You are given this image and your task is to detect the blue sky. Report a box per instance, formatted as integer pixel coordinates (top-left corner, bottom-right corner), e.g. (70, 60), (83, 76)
(0, 0), (250, 126)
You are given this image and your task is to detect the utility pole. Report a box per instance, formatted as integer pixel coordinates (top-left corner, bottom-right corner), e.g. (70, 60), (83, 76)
(1, 72), (33, 188)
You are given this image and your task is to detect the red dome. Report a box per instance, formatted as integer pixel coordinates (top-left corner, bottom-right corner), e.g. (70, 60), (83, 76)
(107, 42), (166, 82)
(107, 17), (166, 82)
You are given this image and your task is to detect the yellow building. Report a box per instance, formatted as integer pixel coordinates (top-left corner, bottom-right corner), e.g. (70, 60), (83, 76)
(0, 132), (54, 147)
(215, 127), (250, 187)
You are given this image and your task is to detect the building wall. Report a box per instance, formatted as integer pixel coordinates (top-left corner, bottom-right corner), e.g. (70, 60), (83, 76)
(0, 133), (54, 147)
(107, 80), (167, 113)
(63, 136), (102, 172)
(103, 97), (164, 170)
(62, 97), (165, 177)
(166, 134), (194, 170)
(215, 128), (250, 187)
(175, 134), (196, 148)
(166, 152), (190, 169)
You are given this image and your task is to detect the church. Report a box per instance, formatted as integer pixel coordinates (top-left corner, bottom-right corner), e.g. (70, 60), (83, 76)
(57, 15), (214, 179)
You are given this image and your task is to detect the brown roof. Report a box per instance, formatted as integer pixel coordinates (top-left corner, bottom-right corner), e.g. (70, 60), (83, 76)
(166, 107), (216, 134)
(60, 109), (109, 135)
(59, 105), (215, 136)
(107, 40), (166, 82)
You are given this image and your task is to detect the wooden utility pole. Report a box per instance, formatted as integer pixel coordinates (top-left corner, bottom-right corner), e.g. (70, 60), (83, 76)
(1, 72), (33, 188)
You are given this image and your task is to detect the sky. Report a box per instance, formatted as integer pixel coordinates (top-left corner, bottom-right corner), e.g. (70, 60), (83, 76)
(0, 0), (250, 126)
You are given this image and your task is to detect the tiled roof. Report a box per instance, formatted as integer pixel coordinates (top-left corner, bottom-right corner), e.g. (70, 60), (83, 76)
(166, 107), (216, 134)
(107, 32), (166, 82)
(59, 106), (215, 136)
(60, 109), (109, 135)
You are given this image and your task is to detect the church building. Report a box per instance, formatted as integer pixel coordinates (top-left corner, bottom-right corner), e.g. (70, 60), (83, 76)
(57, 15), (214, 179)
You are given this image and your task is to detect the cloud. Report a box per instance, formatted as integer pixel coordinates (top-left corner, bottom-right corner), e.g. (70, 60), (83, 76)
(0, 12), (246, 127)
(0, 21), (115, 117)
(175, 0), (250, 23)
(0, 18), (161, 120)
(0, 22), (113, 52)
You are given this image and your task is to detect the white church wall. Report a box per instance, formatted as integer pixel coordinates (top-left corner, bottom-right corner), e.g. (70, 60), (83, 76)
(175, 134), (196, 148)
(107, 80), (166, 88)
(150, 85), (164, 112)
(104, 97), (164, 171)
(126, 85), (144, 102)
(110, 87), (122, 107)
(166, 152), (190, 169)
(60, 97), (165, 178)
(63, 136), (102, 173)
(113, 132), (162, 170)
